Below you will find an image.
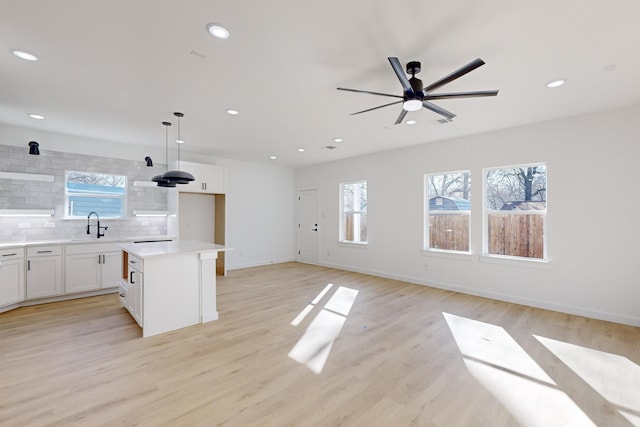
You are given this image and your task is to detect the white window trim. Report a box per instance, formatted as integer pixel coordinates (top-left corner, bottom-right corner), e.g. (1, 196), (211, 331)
(64, 171), (128, 219)
(482, 162), (547, 261)
(424, 170), (471, 253)
(339, 180), (367, 244)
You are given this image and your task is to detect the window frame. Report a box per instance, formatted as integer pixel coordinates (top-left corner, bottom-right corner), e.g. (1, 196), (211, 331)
(482, 162), (547, 261)
(64, 170), (128, 219)
(338, 180), (367, 245)
(424, 170), (472, 254)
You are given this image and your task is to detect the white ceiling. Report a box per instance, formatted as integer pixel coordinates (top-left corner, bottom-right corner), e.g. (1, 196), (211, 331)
(1, 0), (639, 168)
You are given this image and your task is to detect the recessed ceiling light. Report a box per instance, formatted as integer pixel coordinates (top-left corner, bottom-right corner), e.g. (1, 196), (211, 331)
(406, 120), (417, 125)
(226, 109), (239, 115)
(12, 50), (38, 61)
(206, 23), (230, 39)
(333, 138), (343, 143)
(297, 148), (305, 152)
(269, 155), (277, 160)
(28, 113), (45, 120)
(546, 79), (565, 88)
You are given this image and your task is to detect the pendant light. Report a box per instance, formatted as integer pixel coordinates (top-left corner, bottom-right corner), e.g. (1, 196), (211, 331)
(151, 122), (176, 187)
(160, 112), (195, 184)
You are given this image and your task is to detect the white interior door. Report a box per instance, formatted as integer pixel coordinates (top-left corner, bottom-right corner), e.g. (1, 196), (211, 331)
(179, 193), (215, 243)
(298, 189), (319, 264)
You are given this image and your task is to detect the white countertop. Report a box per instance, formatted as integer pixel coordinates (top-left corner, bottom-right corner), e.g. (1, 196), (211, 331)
(0, 236), (175, 250)
(119, 240), (230, 259)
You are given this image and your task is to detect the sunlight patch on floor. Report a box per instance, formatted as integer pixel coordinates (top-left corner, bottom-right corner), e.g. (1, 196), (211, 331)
(535, 335), (640, 426)
(444, 312), (596, 427)
(443, 312), (554, 383)
(288, 285), (358, 374)
(291, 283), (334, 326)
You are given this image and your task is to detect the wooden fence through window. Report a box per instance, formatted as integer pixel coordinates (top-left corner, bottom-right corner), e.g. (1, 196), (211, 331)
(429, 213), (545, 258)
(429, 214), (470, 251)
(488, 213), (544, 259)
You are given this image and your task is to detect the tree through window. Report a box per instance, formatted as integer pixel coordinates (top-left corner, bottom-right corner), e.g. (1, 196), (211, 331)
(65, 171), (127, 218)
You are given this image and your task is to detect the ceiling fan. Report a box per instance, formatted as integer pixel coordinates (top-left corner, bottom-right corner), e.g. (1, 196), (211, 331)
(337, 57), (499, 124)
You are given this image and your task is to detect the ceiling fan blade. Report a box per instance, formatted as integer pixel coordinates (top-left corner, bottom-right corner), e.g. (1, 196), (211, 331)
(422, 101), (456, 120)
(388, 57), (414, 95)
(425, 90), (499, 100)
(423, 58), (486, 93)
(394, 109), (408, 125)
(337, 87), (403, 99)
(351, 100), (403, 115)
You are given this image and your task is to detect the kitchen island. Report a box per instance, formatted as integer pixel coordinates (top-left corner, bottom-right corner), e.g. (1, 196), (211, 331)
(118, 240), (229, 337)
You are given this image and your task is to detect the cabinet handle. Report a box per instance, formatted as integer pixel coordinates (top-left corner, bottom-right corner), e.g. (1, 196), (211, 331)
(98, 254), (101, 264)
(28, 260), (31, 270)
(130, 271), (135, 284)
(2, 253), (17, 257)
(102, 254), (106, 264)
(130, 260), (136, 264)
(119, 293), (125, 298)
(37, 250), (52, 254)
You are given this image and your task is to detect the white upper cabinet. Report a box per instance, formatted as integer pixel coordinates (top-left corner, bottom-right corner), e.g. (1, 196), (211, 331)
(174, 161), (226, 194)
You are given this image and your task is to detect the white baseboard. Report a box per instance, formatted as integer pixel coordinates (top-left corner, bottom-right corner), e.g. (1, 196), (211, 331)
(227, 257), (296, 271)
(319, 261), (640, 327)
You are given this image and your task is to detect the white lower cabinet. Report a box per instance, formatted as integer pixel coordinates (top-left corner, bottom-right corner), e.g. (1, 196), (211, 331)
(26, 245), (63, 299)
(121, 254), (143, 326)
(65, 243), (122, 294)
(0, 248), (25, 307)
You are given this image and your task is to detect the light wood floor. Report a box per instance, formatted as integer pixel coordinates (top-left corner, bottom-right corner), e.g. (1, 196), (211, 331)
(1, 262), (639, 427)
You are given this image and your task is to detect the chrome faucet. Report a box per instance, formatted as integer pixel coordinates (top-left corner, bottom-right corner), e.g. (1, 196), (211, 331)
(87, 211), (108, 238)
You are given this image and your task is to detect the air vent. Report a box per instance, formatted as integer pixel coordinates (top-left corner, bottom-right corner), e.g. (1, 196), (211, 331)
(437, 118), (453, 124)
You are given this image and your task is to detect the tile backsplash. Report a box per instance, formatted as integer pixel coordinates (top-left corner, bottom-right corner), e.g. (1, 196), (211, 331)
(0, 144), (169, 242)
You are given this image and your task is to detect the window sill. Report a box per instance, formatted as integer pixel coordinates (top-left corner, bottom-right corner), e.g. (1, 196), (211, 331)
(337, 241), (368, 249)
(480, 254), (550, 269)
(421, 249), (473, 261)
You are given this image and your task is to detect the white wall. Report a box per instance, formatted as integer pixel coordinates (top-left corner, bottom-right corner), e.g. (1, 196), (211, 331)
(295, 104), (640, 326)
(0, 123), (297, 270)
(215, 157), (297, 269)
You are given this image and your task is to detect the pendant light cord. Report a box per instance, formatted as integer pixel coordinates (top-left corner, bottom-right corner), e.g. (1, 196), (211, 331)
(165, 123), (169, 173)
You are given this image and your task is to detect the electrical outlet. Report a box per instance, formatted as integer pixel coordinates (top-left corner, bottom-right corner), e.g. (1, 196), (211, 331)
(44, 222), (55, 228)
(18, 223), (30, 229)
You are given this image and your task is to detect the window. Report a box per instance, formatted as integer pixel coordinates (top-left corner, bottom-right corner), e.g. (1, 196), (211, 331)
(425, 171), (471, 252)
(65, 171), (127, 218)
(339, 180), (367, 243)
(484, 164), (547, 260)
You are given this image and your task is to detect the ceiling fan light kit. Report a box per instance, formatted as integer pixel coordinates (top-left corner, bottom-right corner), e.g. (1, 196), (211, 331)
(337, 57), (499, 124)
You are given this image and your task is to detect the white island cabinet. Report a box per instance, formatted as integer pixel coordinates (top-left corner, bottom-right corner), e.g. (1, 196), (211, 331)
(118, 240), (229, 338)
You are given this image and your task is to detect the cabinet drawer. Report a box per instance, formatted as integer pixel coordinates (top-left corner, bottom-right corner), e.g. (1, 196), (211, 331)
(128, 254), (143, 270)
(0, 248), (24, 260)
(27, 245), (62, 257)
